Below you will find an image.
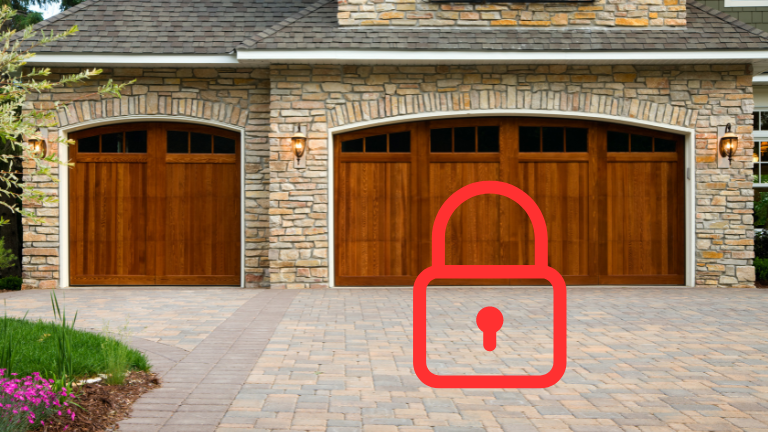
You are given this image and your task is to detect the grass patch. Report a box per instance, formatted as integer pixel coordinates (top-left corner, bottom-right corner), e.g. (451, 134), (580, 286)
(0, 316), (150, 380)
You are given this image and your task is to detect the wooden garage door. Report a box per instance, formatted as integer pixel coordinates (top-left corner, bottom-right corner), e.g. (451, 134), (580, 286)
(334, 118), (685, 286)
(69, 123), (240, 286)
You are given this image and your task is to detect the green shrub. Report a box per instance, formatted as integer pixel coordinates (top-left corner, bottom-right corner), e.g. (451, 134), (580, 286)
(755, 257), (768, 282)
(0, 276), (22, 291)
(0, 238), (16, 272)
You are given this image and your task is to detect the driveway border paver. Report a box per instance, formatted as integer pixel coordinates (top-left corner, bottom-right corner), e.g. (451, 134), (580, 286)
(119, 289), (299, 432)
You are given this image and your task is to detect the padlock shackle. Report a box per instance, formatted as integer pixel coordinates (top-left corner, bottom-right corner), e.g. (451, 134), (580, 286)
(432, 181), (548, 266)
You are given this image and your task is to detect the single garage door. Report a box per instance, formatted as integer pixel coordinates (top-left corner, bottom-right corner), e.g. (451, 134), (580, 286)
(69, 122), (240, 285)
(334, 117), (685, 286)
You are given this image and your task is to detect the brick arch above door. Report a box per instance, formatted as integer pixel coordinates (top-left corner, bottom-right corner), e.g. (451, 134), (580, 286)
(56, 96), (249, 129)
(326, 90), (698, 132)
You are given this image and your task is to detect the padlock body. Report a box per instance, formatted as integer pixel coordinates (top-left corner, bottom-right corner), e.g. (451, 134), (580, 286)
(413, 264), (567, 389)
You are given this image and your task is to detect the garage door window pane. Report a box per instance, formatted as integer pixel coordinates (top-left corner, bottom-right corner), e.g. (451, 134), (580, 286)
(543, 127), (564, 152)
(566, 128), (588, 152)
(214, 136), (236, 154)
(126, 131), (147, 153)
(478, 127), (499, 152)
(102, 133), (123, 153)
(191, 133), (212, 153)
(454, 127), (476, 152)
(78, 135), (100, 153)
(431, 128), (452, 152)
(519, 127), (540, 152)
(366, 134), (387, 152)
(342, 138), (363, 152)
(607, 131), (629, 152)
(631, 134), (653, 152)
(167, 131), (189, 153)
(389, 131), (410, 153)
(655, 138), (676, 152)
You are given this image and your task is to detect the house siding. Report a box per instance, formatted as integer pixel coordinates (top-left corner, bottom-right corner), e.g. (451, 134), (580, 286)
(699, 0), (768, 32)
(21, 63), (757, 289)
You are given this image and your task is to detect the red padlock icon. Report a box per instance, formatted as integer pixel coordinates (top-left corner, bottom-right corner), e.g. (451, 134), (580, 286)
(413, 180), (567, 389)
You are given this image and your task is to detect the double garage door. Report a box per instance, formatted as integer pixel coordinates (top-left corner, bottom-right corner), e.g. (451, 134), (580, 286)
(69, 123), (240, 285)
(334, 117), (685, 286)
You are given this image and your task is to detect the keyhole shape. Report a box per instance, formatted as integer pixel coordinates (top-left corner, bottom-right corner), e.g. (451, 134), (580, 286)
(476, 307), (504, 351)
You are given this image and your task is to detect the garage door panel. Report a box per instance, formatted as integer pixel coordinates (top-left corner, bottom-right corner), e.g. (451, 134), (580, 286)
(164, 162), (239, 277)
(69, 123), (240, 286)
(429, 163), (503, 267)
(337, 162), (412, 278)
(606, 161), (682, 278)
(70, 161), (150, 279)
(518, 162), (589, 277)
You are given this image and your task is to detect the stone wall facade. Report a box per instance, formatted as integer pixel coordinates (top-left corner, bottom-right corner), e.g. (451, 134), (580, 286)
(268, 63), (754, 289)
(338, 0), (687, 27)
(22, 66), (272, 289)
(22, 62), (755, 289)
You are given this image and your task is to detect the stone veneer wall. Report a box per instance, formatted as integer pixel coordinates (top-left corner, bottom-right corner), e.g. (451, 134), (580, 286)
(22, 67), (271, 289)
(269, 64), (754, 289)
(338, 0), (686, 27)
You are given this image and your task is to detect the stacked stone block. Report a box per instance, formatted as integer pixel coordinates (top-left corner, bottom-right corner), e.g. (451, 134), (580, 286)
(268, 63), (754, 289)
(337, 0), (687, 27)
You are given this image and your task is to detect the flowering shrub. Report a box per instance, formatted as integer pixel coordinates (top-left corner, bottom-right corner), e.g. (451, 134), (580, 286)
(0, 370), (74, 431)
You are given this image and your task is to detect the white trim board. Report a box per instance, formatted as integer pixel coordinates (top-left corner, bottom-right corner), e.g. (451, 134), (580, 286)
(238, 49), (768, 65)
(327, 109), (697, 288)
(58, 115), (246, 288)
(26, 54), (238, 67)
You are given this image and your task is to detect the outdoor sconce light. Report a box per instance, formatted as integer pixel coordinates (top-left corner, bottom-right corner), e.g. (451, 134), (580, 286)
(720, 123), (738, 164)
(28, 128), (48, 158)
(292, 126), (307, 164)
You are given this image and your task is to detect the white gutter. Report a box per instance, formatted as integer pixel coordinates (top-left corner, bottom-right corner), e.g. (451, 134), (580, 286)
(25, 53), (239, 66)
(236, 49), (768, 63)
(754, 76), (768, 84)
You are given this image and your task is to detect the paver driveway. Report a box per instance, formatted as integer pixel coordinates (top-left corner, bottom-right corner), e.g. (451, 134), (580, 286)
(3, 287), (768, 432)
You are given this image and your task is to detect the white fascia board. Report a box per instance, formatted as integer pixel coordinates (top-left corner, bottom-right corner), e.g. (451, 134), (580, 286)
(25, 53), (238, 66)
(754, 76), (768, 84)
(237, 49), (768, 63)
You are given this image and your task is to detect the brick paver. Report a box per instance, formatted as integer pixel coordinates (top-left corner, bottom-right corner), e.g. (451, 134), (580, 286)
(223, 288), (768, 432)
(5, 287), (768, 431)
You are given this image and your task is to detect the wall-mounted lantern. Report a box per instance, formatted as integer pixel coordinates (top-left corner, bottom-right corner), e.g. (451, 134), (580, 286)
(28, 127), (48, 158)
(719, 123), (738, 164)
(292, 125), (307, 168)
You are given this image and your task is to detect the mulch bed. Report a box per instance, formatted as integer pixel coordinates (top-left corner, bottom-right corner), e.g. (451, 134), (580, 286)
(36, 371), (161, 432)
(756, 280), (768, 288)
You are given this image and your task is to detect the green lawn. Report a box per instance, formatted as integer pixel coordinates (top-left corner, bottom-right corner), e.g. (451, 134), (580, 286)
(1, 316), (149, 379)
